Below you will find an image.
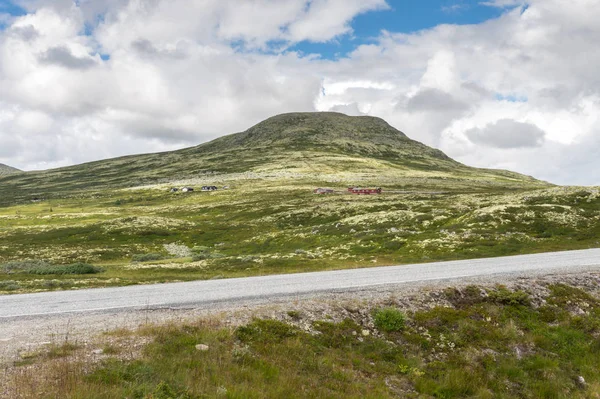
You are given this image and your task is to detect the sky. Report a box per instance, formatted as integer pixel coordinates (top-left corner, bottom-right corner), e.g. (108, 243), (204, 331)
(0, 0), (599, 186)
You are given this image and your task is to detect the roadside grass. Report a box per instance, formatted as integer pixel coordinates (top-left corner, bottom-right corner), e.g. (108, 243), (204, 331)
(7, 284), (600, 398)
(0, 182), (599, 293)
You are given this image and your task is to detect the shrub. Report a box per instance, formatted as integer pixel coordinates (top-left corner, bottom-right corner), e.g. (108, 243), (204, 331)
(444, 285), (486, 308)
(488, 287), (530, 307)
(190, 246), (223, 261)
(42, 280), (72, 289)
(235, 319), (298, 344)
(373, 307), (406, 332)
(131, 253), (167, 263)
(191, 249), (225, 261)
(1, 260), (51, 274)
(29, 263), (104, 275)
(1, 260), (103, 275)
(191, 253), (211, 261)
(383, 240), (405, 251)
(191, 246), (210, 254)
(548, 284), (598, 307)
(312, 319), (361, 348)
(287, 310), (302, 320)
(0, 280), (20, 291)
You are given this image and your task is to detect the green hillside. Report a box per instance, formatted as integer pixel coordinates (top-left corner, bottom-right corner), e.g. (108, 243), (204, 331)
(0, 112), (545, 206)
(1, 113), (598, 294)
(0, 163), (20, 177)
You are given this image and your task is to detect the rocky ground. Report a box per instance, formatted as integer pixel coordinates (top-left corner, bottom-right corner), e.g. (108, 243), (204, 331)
(2, 268), (599, 367)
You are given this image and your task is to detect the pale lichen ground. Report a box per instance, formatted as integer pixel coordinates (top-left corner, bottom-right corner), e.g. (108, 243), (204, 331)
(1, 182), (599, 293)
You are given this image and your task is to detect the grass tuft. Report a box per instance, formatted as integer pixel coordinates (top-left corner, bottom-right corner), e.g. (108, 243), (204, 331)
(374, 307), (406, 332)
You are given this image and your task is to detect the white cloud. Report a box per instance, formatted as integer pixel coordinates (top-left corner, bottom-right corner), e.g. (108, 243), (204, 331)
(39, 46), (98, 69)
(329, 102), (365, 116)
(286, 0), (389, 42)
(93, 0), (389, 52)
(479, 0), (525, 8)
(465, 119), (546, 149)
(315, 0), (600, 184)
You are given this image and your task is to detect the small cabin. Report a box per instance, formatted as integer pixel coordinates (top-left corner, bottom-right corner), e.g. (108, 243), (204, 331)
(313, 188), (335, 194)
(348, 187), (382, 195)
(201, 186), (218, 191)
(181, 187), (194, 193)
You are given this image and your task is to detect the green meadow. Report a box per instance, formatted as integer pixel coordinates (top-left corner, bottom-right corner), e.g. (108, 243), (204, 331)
(1, 113), (598, 293)
(1, 180), (599, 293)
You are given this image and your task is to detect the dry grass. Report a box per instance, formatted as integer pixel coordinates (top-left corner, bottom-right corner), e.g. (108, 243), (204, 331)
(4, 282), (600, 398)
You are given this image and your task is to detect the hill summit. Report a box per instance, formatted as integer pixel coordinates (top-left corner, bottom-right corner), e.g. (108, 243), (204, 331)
(184, 112), (452, 165)
(0, 112), (547, 204)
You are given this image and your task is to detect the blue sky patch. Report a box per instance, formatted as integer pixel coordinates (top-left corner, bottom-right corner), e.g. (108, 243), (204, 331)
(495, 93), (528, 103)
(0, 0), (25, 29)
(0, 0), (25, 16)
(291, 0), (515, 59)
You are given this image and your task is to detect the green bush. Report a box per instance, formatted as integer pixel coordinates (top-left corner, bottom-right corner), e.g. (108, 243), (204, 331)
(0, 280), (20, 291)
(235, 319), (298, 344)
(42, 280), (72, 289)
(1, 260), (103, 275)
(191, 253), (211, 261)
(1, 260), (51, 273)
(191, 246), (210, 254)
(488, 287), (531, 307)
(373, 307), (406, 332)
(312, 319), (361, 348)
(29, 263), (104, 275)
(190, 246), (226, 261)
(287, 310), (302, 320)
(131, 253), (167, 263)
(191, 252), (225, 261)
(444, 285), (486, 308)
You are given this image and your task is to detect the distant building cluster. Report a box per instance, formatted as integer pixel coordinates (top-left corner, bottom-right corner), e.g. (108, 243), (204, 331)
(313, 187), (383, 195)
(169, 186), (224, 193)
(347, 187), (382, 195)
(313, 188), (335, 194)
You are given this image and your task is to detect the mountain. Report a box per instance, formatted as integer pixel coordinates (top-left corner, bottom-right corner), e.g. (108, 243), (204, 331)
(0, 112), (547, 204)
(0, 163), (20, 176)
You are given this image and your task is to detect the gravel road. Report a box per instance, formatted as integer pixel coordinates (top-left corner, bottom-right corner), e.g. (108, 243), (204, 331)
(1, 249), (599, 364)
(2, 248), (600, 319)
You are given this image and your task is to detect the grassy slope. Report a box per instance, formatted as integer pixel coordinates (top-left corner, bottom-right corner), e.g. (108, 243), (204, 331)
(0, 163), (20, 177)
(1, 112), (598, 293)
(0, 112), (544, 205)
(8, 283), (600, 398)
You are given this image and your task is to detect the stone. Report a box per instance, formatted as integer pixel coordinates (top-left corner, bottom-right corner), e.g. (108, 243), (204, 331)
(514, 347), (522, 360)
(195, 344), (209, 351)
(92, 349), (104, 355)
